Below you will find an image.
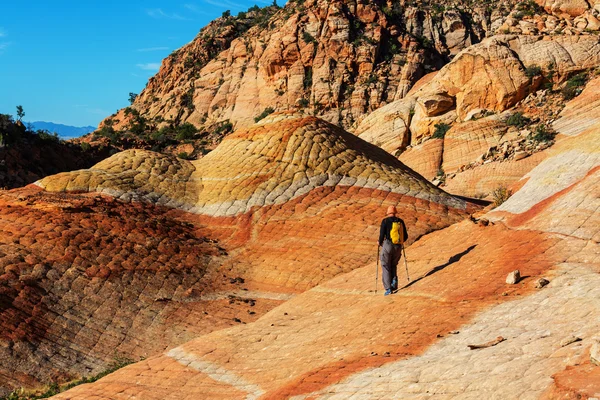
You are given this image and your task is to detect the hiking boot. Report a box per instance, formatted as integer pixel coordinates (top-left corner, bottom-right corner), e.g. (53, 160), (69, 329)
(384, 289), (392, 296)
(391, 277), (398, 291)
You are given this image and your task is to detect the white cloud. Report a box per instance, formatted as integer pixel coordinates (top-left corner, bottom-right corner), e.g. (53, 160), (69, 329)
(136, 46), (169, 52)
(146, 8), (189, 20)
(183, 4), (206, 14)
(0, 29), (9, 53)
(202, 0), (243, 9)
(136, 63), (161, 71)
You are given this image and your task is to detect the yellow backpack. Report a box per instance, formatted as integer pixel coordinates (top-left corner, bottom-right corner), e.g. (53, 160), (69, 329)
(390, 220), (404, 245)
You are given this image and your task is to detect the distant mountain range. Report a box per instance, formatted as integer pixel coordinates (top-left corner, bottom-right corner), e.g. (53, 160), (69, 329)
(28, 121), (96, 139)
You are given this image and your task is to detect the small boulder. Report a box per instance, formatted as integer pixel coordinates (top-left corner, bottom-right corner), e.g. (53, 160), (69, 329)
(535, 278), (550, 289)
(418, 94), (455, 117)
(506, 270), (521, 284)
(514, 151), (528, 161)
(560, 336), (582, 347)
(591, 338), (600, 366)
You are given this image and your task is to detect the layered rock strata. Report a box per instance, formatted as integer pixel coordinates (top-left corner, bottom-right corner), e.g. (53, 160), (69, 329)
(51, 121), (600, 399)
(1, 114), (472, 393)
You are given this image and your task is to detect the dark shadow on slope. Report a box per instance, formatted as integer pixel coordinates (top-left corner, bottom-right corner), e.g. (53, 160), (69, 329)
(399, 244), (477, 291)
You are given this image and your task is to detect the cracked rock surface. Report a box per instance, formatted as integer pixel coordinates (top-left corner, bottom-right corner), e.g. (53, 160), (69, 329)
(50, 113), (599, 399)
(1, 113), (471, 393)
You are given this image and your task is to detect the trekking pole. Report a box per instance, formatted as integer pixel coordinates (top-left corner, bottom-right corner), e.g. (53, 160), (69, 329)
(402, 243), (410, 282)
(375, 245), (380, 294)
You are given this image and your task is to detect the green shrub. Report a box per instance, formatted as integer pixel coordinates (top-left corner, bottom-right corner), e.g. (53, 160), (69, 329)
(254, 107), (275, 122)
(180, 88), (195, 111)
(214, 120), (234, 136)
(80, 142), (91, 151)
(151, 129), (168, 142)
(2, 357), (135, 400)
(97, 126), (118, 143)
(175, 122), (198, 140)
(561, 72), (588, 99)
(178, 152), (190, 159)
(524, 65), (542, 80)
(302, 31), (316, 44)
(298, 98), (309, 108)
(531, 124), (555, 142)
(506, 112), (530, 128)
(492, 185), (513, 208)
(36, 130), (60, 143)
(303, 67), (313, 90)
(128, 92), (138, 105)
(365, 74), (378, 85)
(515, 0), (542, 17)
(416, 35), (433, 49)
(432, 122), (450, 139)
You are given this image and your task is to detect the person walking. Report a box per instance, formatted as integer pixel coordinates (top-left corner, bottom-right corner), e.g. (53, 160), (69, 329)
(378, 205), (408, 295)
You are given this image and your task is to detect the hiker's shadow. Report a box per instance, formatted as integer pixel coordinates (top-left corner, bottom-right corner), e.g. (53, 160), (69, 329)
(400, 244), (477, 290)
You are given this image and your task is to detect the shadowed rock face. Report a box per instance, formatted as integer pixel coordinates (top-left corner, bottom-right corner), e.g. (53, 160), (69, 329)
(1, 114), (472, 393)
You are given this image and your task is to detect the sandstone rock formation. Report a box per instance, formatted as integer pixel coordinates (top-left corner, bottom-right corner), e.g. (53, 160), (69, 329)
(105, 0), (544, 134)
(1, 113), (472, 393)
(4, 1), (600, 397)
(49, 114), (600, 398)
(38, 113), (472, 290)
(356, 34), (600, 199)
(356, 34), (600, 153)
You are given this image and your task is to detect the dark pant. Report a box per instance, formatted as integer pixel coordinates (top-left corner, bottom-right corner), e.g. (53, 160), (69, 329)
(380, 240), (402, 291)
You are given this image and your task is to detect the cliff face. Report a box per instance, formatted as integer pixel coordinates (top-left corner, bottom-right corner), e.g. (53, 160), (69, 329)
(107, 0), (524, 133)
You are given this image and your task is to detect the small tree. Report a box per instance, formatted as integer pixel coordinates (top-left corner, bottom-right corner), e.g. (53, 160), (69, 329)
(128, 93), (138, 105)
(175, 122), (198, 140)
(254, 107), (275, 122)
(432, 122), (450, 139)
(16, 105), (25, 122)
(222, 10), (231, 18)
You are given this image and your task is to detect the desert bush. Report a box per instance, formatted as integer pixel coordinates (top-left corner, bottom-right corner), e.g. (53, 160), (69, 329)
(531, 124), (555, 142)
(524, 65), (542, 80)
(1, 357), (135, 400)
(80, 142), (91, 151)
(506, 112), (530, 128)
(492, 185), (513, 208)
(214, 120), (234, 136)
(254, 107), (275, 122)
(562, 72), (588, 99)
(298, 98), (310, 108)
(302, 31), (316, 44)
(175, 123), (198, 140)
(36, 130), (60, 143)
(432, 122), (450, 139)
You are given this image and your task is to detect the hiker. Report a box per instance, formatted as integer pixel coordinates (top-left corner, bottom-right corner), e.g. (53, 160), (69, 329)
(378, 205), (408, 295)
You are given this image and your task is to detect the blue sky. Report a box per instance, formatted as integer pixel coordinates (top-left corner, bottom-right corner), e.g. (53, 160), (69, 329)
(0, 0), (281, 127)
